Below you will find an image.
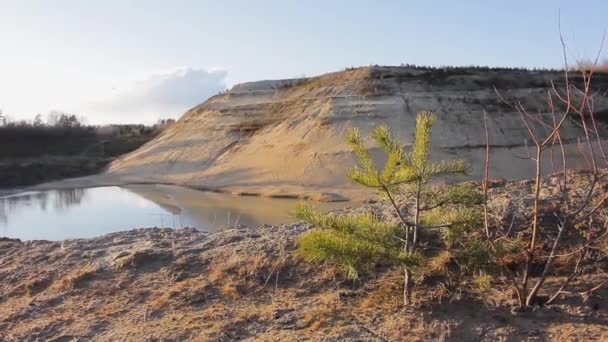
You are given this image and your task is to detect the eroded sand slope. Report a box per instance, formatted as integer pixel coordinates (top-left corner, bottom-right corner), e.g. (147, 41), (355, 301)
(106, 66), (608, 200)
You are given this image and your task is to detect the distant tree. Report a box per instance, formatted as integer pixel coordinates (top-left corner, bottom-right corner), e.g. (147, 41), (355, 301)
(0, 109), (6, 126)
(156, 118), (175, 126)
(294, 111), (482, 306)
(154, 118), (176, 132)
(47, 111), (82, 129)
(33, 114), (44, 127)
(57, 114), (81, 128)
(575, 58), (608, 73)
(47, 111), (60, 126)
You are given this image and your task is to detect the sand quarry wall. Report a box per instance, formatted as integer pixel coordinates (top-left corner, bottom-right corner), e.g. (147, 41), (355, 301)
(107, 67), (608, 201)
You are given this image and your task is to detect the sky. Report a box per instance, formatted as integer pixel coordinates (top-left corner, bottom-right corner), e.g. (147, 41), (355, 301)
(0, 0), (606, 124)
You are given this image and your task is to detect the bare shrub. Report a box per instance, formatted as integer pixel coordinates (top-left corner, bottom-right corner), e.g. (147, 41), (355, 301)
(485, 33), (608, 309)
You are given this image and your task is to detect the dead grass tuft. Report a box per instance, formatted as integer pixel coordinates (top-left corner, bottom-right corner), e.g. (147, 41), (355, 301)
(113, 249), (172, 271)
(359, 79), (393, 97)
(149, 277), (213, 311)
(22, 274), (55, 296)
(54, 263), (101, 290)
(381, 314), (454, 342)
(207, 251), (292, 297)
(301, 291), (343, 332)
(221, 281), (240, 299)
(358, 270), (403, 311)
(426, 251), (453, 275)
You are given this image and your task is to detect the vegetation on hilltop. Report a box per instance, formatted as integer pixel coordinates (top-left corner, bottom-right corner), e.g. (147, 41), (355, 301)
(0, 111), (175, 187)
(0, 112), (174, 158)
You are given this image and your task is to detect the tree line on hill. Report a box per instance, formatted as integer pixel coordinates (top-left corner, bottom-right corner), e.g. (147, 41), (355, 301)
(0, 110), (176, 158)
(0, 110), (175, 138)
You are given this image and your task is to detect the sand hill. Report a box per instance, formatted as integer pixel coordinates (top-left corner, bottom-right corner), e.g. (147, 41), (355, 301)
(99, 66), (608, 201)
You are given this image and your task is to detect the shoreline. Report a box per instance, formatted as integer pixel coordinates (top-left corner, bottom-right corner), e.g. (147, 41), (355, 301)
(1, 173), (365, 202)
(4, 137), (605, 204)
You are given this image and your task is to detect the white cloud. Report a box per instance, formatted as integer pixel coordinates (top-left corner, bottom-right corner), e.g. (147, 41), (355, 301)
(88, 67), (227, 123)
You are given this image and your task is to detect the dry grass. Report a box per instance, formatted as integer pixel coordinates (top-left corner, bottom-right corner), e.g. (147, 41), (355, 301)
(380, 314), (454, 342)
(426, 251), (453, 275)
(54, 263), (101, 290)
(96, 297), (130, 318)
(22, 274), (55, 296)
(2, 220), (607, 340)
(221, 282), (240, 299)
(113, 249), (172, 270)
(208, 250), (291, 296)
(358, 270), (403, 312)
(302, 292), (343, 332)
(234, 302), (275, 322)
(358, 79), (393, 97)
(148, 277), (213, 312)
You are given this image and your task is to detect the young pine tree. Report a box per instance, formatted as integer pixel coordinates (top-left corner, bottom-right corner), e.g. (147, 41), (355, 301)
(294, 111), (482, 306)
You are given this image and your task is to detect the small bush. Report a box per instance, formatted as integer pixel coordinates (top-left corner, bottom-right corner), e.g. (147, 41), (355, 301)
(295, 111), (483, 306)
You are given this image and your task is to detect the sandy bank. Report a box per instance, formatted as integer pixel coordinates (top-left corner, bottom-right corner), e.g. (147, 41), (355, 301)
(1, 224), (606, 341)
(8, 138), (605, 205)
(2, 172), (608, 340)
(11, 172), (358, 202)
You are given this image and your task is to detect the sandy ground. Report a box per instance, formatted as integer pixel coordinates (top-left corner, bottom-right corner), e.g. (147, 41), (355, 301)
(1, 225), (606, 341)
(2, 172), (608, 341)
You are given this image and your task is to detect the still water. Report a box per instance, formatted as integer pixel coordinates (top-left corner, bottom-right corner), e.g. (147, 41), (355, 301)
(0, 185), (349, 241)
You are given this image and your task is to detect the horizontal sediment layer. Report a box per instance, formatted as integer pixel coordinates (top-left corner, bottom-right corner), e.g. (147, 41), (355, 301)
(97, 66), (608, 200)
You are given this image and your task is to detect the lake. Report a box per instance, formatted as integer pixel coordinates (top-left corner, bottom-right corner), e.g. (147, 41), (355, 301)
(0, 185), (350, 241)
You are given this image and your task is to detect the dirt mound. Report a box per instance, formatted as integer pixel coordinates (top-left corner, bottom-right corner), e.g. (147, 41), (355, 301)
(105, 66), (608, 201)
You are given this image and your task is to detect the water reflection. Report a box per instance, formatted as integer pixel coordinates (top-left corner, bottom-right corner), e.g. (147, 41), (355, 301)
(0, 185), (350, 241)
(123, 185), (344, 230)
(54, 188), (87, 211)
(0, 188), (87, 215)
(0, 201), (6, 236)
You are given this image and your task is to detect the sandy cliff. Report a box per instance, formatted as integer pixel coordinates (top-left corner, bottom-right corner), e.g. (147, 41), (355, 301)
(105, 66), (608, 200)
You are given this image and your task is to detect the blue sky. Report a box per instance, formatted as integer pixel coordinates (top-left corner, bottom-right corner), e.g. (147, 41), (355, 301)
(0, 0), (606, 123)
